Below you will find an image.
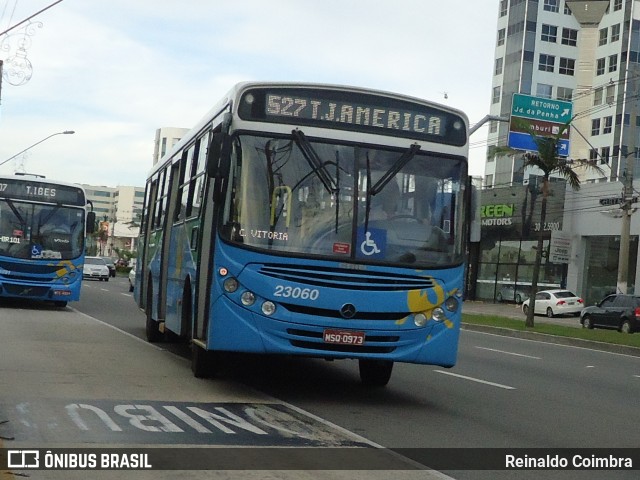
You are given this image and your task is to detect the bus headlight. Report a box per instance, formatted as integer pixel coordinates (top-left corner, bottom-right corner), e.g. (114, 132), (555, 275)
(445, 296), (459, 312)
(261, 301), (276, 316)
(432, 307), (446, 322)
(414, 313), (428, 327)
(241, 291), (256, 306)
(223, 277), (239, 293)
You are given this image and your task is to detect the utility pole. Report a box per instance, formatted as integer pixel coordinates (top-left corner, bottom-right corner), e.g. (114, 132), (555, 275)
(617, 77), (638, 294)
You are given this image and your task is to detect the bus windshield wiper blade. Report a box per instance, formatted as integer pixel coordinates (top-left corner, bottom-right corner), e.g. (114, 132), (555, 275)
(364, 144), (420, 233)
(291, 129), (337, 194)
(369, 143), (421, 196)
(3, 199), (26, 227)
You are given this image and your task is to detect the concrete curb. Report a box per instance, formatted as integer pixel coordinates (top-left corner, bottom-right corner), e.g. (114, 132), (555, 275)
(462, 322), (640, 358)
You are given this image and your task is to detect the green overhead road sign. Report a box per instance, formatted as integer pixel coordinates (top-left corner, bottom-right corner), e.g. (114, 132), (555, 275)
(511, 93), (573, 123)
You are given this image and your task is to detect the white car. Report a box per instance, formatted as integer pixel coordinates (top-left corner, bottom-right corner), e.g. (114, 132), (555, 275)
(83, 256), (110, 282)
(522, 289), (584, 318)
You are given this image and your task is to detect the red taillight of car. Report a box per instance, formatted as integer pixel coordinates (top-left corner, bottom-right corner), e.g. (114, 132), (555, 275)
(635, 307), (640, 319)
(577, 298), (584, 304)
(556, 300), (567, 306)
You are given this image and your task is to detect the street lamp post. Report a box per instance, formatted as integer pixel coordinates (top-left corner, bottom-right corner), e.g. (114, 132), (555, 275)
(0, 130), (75, 168)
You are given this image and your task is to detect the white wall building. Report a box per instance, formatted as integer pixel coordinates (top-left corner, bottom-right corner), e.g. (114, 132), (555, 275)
(153, 127), (189, 166)
(81, 184), (145, 257)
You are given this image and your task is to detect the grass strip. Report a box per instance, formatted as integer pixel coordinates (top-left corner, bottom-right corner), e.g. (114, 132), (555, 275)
(462, 313), (640, 349)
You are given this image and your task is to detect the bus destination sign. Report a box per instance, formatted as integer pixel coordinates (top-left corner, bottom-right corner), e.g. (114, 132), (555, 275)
(0, 178), (85, 205)
(238, 87), (467, 146)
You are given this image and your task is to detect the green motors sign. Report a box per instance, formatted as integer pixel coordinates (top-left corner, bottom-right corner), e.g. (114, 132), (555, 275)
(481, 203), (514, 226)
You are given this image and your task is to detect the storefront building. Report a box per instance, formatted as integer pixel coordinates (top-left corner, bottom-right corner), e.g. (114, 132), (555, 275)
(472, 178), (567, 304)
(563, 181), (639, 306)
(471, 179), (640, 306)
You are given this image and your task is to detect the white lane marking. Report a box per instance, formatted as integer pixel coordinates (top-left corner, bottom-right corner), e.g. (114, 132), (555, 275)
(280, 402), (455, 477)
(100, 288), (109, 292)
(433, 370), (516, 390)
(475, 346), (541, 360)
(69, 307), (164, 351)
(464, 329), (640, 360)
(120, 293), (132, 297)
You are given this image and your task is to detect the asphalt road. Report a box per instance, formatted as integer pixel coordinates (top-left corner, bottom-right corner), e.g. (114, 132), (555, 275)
(65, 276), (640, 479)
(1, 282), (439, 480)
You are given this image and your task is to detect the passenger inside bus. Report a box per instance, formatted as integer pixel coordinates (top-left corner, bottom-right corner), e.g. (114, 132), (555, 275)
(369, 180), (400, 220)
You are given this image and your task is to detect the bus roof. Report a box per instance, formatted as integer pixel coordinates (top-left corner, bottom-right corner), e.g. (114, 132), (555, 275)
(0, 173), (88, 206)
(149, 81), (469, 179)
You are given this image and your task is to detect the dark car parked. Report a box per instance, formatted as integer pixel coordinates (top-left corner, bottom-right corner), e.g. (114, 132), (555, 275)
(579, 294), (640, 334)
(101, 256), (117, 277)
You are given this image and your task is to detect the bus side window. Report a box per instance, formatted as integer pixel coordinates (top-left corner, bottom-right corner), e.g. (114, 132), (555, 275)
(184, 132), (210, 219)
(155, 167), (169, 230)
(189, 133), (210, 218)
(178, 145), (196, 221)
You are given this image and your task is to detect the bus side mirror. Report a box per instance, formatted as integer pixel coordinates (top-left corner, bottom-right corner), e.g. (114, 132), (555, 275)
(86, 211), (96, 234)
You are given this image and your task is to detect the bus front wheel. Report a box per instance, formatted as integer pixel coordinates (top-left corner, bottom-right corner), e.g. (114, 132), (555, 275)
(145, 282), (162, 343)
(358, 359), (393, 387)
(191, 344), (217, 378)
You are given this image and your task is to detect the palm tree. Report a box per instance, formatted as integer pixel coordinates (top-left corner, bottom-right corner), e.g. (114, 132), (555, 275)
(516, 121), (603, 327)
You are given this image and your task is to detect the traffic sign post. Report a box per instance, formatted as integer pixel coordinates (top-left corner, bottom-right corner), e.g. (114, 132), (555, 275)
(508, 93), (573, 156)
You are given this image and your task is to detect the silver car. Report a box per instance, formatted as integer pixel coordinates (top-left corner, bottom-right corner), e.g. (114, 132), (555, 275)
(522, 289), (584, 318)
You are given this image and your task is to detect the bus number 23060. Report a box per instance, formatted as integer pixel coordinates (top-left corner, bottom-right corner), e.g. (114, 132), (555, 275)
(274, 285), (320, 300)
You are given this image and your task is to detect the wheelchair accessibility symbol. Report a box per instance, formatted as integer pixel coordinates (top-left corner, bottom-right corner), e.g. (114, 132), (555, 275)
(31, 244), (43, 257)
(360, 231), (380, 256)
(356, 228), (386, 259)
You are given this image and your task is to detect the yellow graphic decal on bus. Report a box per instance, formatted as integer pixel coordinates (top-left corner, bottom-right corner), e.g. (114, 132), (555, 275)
(407, 279), (454, 330)
(51, 260), (78, 278)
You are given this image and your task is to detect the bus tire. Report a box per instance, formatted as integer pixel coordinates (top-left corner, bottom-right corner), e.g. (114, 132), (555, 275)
(181, 280), (193, 340)
(145, 280), (162, 343)
(358, 359), (393, 387)
(191, 343), (215, 378)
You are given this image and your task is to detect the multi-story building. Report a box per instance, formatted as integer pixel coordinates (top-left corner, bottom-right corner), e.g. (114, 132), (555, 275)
(485, 0), (640, 187)
(81, 184), (145, 257)
(473, 0), (640, 304)
(153, 127), (189, 165)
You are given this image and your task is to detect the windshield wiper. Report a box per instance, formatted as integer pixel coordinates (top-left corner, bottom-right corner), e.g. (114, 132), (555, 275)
(369, 143), (421, 195)
(364, 143), (421, 232)
(3, 199), (26, 227)
(291, 129), (337, 194)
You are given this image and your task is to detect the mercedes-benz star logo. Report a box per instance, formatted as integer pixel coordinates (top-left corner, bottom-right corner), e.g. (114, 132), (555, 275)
(340, 303), (357, 319)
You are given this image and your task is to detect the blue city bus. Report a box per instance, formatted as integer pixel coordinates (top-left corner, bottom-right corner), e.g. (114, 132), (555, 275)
(135, 82), (469, 386)
(0, 173), (95, 307)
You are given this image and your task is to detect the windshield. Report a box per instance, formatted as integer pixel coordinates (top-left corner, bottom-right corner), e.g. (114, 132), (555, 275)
(0, 200), (86, 260)
(221, 133), (466, 267)
(85, 257), (106, 265)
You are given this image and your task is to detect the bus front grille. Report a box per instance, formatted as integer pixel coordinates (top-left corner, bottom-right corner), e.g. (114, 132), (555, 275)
(0, 260), (63, 275)
(281, 302), (409, 321)
(259, 264), (434, 291)
(2, 283), (51, 297)
(287, 328), (398, 354)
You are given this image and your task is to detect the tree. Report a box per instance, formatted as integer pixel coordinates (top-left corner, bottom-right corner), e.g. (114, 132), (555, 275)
(516, 120), (603, 327)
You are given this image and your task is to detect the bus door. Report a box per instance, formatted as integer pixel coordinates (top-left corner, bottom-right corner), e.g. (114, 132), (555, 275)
(158, 161), (182, 321)
(193, 131), (225, 346)
(139, 179), (159, 309)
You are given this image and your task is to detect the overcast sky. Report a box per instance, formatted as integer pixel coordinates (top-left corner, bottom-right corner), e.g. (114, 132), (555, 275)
(0, 0), (498, 187)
